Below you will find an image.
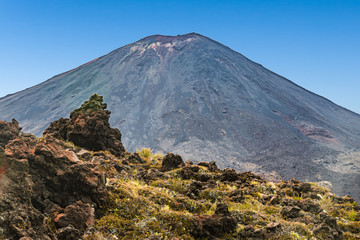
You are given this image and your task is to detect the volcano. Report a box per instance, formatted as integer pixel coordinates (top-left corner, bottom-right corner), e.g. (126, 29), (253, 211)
(1, 33), (360, 199)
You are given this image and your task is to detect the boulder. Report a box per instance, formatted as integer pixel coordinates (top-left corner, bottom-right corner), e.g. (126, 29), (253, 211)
(219, 168), (239, 182)
(161, 153), (184, 171)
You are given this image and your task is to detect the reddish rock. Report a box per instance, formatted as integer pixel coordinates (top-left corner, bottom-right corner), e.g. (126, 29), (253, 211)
(54, 201), (95, 232)
(4, 136), (36, 160)
(0, 131), (107, 239)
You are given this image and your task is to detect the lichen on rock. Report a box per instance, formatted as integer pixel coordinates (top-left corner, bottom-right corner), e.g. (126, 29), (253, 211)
(71, 94), (107, 117)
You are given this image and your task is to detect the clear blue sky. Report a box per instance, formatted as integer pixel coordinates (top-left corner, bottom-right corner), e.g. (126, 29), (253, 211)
(1, 0), (359, 113)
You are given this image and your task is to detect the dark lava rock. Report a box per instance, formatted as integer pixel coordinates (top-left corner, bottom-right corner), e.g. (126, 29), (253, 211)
(161, 152), (184, 171)
(126, 152), (145, 164)
(54, 201), (94, 232)
(0, 118), (22, 148)
(197, 161), (219, 172)
(298, 199), (321, 214)
(215, 202), (230, 215)
(56, 225), (81, 240)
(136, 168), (165, 182)
(179, 166), (200, 179)
(333, 195), (356, 204)
(187, 181), (204, 198)
(229, 190), (245, 203)
(314, 212), (343, 238)
(313, 212), (343, 239)
(191, 203), (237, 239)
(197, 173), (211, 182)
(291, 179), (312, 194)
(239, 225), (266, 239)
(44, 94), (126, 157)
(220, 168), (239, 182)
(281, 198), (297, 206)
(281, 206), (302, 219)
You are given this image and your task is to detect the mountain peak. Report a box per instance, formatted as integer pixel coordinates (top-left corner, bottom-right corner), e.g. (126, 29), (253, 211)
(137, 32), (204, 44)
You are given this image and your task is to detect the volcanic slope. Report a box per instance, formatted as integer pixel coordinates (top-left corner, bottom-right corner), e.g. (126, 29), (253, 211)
(1, 33), (360, 199)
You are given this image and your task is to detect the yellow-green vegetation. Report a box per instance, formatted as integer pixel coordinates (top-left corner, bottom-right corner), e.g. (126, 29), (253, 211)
(83, 148), (360, 239)
(319, 193), (333, 211)
(136, 147), (163, 165)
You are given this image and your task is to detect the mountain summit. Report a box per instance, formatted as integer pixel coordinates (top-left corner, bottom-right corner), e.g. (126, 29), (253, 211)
(1, 33), (360, 199)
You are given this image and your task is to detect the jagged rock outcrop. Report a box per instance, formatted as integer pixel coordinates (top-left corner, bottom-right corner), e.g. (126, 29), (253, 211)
(0, 134), (107, 239)
(0, 118), (21, 148)
(0, 96), (124, 239)
(44, 94), (126, 157)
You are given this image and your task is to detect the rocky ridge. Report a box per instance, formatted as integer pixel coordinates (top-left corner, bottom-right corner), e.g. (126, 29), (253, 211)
(0, 95), (359, 239)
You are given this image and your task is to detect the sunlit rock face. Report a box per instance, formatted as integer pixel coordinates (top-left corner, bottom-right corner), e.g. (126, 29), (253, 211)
(1, 33), (360, 199)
